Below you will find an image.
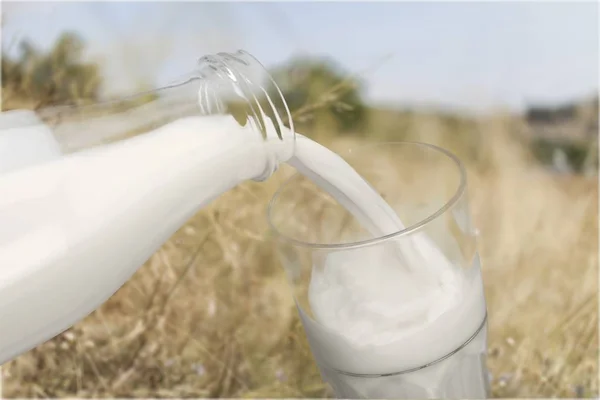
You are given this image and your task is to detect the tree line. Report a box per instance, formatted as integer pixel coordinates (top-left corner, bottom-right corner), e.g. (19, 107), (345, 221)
(1, 32), (367, 133)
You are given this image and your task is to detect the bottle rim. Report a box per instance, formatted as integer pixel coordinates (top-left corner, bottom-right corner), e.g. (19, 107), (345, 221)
(197, 50), (295, 144)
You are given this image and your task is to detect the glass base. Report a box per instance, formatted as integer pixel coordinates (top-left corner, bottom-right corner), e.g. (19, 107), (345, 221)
(316, 318), (490, 399)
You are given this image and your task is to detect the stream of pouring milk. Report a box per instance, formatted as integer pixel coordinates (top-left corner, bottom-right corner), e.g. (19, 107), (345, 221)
(0, 113), (485, 397)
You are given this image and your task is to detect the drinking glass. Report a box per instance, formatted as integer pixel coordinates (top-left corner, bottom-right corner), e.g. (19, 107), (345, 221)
(268, 141), (490, 399)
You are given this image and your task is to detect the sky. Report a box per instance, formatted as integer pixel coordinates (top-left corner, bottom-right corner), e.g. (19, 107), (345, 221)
(2, 1), (598, 114)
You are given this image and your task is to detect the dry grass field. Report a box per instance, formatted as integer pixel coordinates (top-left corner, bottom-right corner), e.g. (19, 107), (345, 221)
(1, 2), (597, 396)
(1, 104), (597, 398)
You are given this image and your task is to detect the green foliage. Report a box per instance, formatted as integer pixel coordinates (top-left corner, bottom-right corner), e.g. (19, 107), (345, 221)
(268, 56), (366, 133)
(2, 32), (102, 109)
(530, 138), (594, 172)
(525, 104), (577, 125)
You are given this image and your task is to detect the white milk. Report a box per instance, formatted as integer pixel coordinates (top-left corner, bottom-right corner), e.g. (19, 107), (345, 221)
(0, 110), (63, 174)
(302, 253), (488, 398)
(0, 114), (421, 364)
(286, 127), (488, 397)
(0, 112), (487, 398)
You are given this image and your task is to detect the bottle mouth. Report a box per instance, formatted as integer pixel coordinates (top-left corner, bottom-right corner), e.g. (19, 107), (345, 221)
(197, 50), (295, 144)
(196, 50), (296, 180)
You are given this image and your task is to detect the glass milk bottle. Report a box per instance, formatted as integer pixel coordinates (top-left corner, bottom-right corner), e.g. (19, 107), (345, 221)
(0, 50), (296, 365)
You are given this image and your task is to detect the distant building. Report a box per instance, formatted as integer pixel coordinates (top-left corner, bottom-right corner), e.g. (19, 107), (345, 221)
(525, 96), (598, 143)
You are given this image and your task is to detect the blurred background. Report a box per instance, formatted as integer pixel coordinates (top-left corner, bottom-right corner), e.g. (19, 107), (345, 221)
(1, 1), (598, 398)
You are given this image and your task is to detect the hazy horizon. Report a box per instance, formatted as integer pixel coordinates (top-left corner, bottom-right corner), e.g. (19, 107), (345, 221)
(2, 1), (598, 114)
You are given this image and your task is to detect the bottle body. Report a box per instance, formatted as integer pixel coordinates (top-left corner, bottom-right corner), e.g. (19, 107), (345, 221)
(0, 50), (294, 365)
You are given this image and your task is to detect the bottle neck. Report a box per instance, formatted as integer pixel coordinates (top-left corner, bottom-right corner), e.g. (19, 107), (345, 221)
(32, 50), (295, 180)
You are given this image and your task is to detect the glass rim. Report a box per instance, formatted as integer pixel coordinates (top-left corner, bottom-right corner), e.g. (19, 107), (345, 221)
(267, 141), (467, 250)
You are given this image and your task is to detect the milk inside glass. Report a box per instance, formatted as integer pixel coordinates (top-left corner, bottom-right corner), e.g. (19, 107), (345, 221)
(302, 257), (489, 399)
